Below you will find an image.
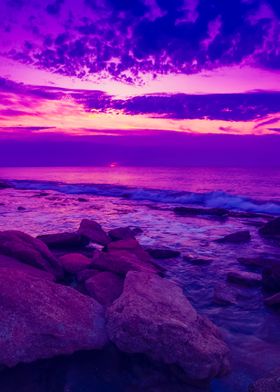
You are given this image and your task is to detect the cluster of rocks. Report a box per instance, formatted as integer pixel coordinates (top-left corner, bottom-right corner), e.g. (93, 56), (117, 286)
(0, 220), (231, 387)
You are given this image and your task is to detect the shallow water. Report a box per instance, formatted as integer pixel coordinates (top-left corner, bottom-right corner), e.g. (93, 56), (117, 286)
(0, 166), (280, 391)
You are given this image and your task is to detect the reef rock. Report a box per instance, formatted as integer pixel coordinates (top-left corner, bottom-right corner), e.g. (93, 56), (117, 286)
(78, 219), (110, 245)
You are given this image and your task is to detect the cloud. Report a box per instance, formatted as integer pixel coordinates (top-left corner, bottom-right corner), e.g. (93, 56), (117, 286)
(0, 0), (279, 81)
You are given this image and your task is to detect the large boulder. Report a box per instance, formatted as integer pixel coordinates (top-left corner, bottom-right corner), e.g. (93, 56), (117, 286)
(107, 272), (230, 383)
(108, 227), (135, 241)
(259, 217), (280, 237)
(0, 231), (62, 278)
(249, 367), (280, 391)
(84, 271), (124, 306)
(0, 268), (108, 367)
(59, 253), (93, 274)
(37, 232), (89, 249)
(78, 219), (110, 245)
(216, 230), (251, 243)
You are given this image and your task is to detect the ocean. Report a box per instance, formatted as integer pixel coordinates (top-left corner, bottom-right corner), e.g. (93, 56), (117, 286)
(0, 166), (280, 391)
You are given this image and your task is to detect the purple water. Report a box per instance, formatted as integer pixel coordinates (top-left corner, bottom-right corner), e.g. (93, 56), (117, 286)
(0, 166), (280, 391)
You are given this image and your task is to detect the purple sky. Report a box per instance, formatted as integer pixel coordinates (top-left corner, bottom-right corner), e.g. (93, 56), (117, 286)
(0, 0), (280, 165)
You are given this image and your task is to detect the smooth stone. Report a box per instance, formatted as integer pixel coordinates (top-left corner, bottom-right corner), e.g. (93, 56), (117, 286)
(264, 292), (280, 307)
(108, 227), (136, 241)
(37, 232), (89, 249)
(174, 206), (228, 217)
(227, 271), (262, 286)
(78, 219), (110, 245)
(213, 284), (237, 306)
(259, 217), (280, 237)
(107, 271), (230, 384)
(85, 271), (124, 306)
(0, 230), (62, 279)
(59, 253), (93, 274)
(216, 230), (251, 243)
(147, 248), (181, 259)
(249, 367), (280, 391)
(0, 268), (108, 367)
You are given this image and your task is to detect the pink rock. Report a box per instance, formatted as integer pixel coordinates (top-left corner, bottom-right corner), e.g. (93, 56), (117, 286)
(108, 227), (135, 241)
(77, 268), (100, 282)
(0, 268), (108, 367)
(107, 239), (151, 263)
(78, 219), (110, 245)
(37, 232), (89, 249)
(59, 253), (93, 274)
(227, 271), (262, 286)
(85, 271), (124, 305)
(93, 249), (158, 275)
(107, 272), (230, 383)
(0, 231), (62, 279)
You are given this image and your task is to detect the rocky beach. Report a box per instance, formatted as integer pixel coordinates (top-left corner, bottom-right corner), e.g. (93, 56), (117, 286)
(0, 171), (280, 392)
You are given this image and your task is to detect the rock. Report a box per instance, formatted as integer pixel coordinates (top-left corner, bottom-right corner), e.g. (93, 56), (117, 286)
(0, 254), (55, 281)
(78, 219), (110, 245)
(216, 230), (251, 243)
(213, 284), (237, 306)
(85, 271), (124, 306)
(107, 271), (230, 383)
(183, 255), (212, 265)
(0, 180), (12, 189)
(37, 232), (89, 250)
(259, 217), (280, 237)
(264, 292), (280, 307)
(248, 367), (280, 391)
(0, 230), (62, 278)
(92, 249), (159, 275)
(77, 268), (99, 282)
(17, 206), (26, 211)
(147, 248), (181, 259)
(227, 271), (262, 286)
(108, 227), (135, 241)
(107, 239), (151, 263)
(59, 253), (93, 274)
(77, 197), (88, 202)
(238, 257), (266, 267)
(174, 207), (228, 217)
(0, 268), (108, 367)
(262, 264), (280, 293)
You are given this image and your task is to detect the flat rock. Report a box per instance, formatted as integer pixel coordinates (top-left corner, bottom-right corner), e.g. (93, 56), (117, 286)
(264, 292), (280, 307)
(174, 206), (228, 217)
(147, 248), (181, 259)
(107, 271), (230, 383)
(0, 268), (108, 367)
(108, 227), (136, 241)
(259, 217), (280, 237)
(59, 253), (93, 274)
(78, 219), (110, 245)
(37, 232), (89, 250)
(85, 271), (124, 306)
(249, 367), (280, 391)
(227, 271), (262, 286)
(216, 230), (251, 243)
(0, 230), (62, 278)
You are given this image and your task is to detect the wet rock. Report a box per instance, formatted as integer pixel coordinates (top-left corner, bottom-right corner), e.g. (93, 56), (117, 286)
(174, 206), (228, 218)
(78, 219), (110, 245)
(262, 264), (280, 293)
(183, 255), (212, 265)
(0, 268), (108, 367)
(216, 230), (251, 243)
(17, 206), (26, 211)
(107, 271), (230, 384)
(248, 367), (280, 391)
(77, 197), (88, 202)
(37, 232), (89, 250)
(0, 230), (62, 278)
(106, 239), (151, 263)
(264, 292), (280, 307)
(227, 271), (262, 286)
(59, 253), (93, 274)
(0, 180), (13, 189)
(108, 227), (136, 241)
(259, 217), (280, 237)
(147, 248), (181, 259)
(213, 284), (237, 306)
(85, 271), (124, 306)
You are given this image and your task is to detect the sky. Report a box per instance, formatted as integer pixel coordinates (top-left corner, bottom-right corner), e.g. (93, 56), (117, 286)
(0, 0), (280, 165)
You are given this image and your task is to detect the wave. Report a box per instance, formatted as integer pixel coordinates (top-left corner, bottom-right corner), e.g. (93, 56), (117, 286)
(8, 179), (280, 215)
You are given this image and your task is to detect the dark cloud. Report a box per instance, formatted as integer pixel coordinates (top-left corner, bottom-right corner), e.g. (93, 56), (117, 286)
(1, 0), (279, 80)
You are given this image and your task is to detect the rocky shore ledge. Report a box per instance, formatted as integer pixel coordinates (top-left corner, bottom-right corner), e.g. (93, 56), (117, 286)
(0, 219), (231, 388)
